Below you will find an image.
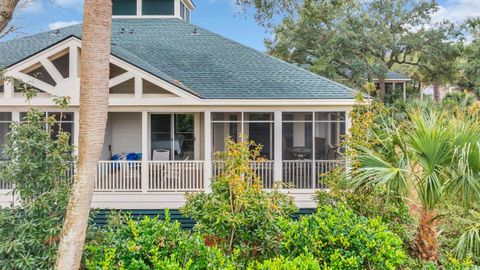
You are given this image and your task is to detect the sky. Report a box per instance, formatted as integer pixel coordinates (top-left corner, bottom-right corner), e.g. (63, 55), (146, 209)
(6, 0), (480, 52)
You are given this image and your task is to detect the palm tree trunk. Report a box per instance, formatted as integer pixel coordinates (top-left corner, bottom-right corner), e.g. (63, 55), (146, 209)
(415, 208), (439, 263)
(433, 80), (441, 101)
(55, 0), (112, 268)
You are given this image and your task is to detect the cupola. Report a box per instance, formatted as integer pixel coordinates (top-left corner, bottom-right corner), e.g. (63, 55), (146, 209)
(112, 0), (195, 22)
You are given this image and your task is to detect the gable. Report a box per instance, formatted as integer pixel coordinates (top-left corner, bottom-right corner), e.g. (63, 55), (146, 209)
(2, 37), (199, 105)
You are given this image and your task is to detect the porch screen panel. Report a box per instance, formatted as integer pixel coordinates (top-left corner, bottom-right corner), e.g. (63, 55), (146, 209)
(174, 114), (194, 160)
(243, 112), (274, 160)
(0, 112), (12, 160)
(211, 112), (241, 154)
(314, 112), (346, 160)
(282, 112), (313, 189)
(49, 112), (74, 145)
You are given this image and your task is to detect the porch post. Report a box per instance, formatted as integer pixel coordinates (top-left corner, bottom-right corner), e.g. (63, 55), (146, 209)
(4, 80), (13, 99)
(345, 111), (353, 175)
(403, 82), (407, 101)
(203, 111), (212, 193)
(141, 111), (149, 193)
(273, 111), (283, 187)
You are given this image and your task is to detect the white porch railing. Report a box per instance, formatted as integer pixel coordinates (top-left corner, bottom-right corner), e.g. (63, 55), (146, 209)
(0, 160), (344, 193)
(95, 161), (142, 191)
(212, 160), (274, 188)
(148, 161), (204, 191)
(283, 160), (345, 189)
(283, 160), (313, 189)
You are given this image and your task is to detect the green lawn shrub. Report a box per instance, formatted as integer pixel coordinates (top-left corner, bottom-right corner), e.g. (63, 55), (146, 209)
(280, 205), (407, 270)
(84, 211), (236, 269)
(246, 253), (320, 270)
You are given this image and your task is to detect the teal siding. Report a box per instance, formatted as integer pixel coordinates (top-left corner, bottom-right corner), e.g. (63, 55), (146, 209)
(92, 209), (316, 230)
(142, 0), (174, 16)
(112, 0), (137, 15)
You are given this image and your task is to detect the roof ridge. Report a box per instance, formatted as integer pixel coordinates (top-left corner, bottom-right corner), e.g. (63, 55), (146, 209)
(183, 19), (355, 93)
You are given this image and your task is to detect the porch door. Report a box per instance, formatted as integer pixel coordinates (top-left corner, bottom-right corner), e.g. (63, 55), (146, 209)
(150, 114), (195, 160)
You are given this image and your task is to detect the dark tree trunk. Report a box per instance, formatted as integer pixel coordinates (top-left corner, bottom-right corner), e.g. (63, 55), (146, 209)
(433, 81), (441, 101)
(379, 79), (386, 102)
(415, 208), (439, 263)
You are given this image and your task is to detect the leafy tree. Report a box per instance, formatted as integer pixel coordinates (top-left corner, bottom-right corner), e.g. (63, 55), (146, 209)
(56, 0), (113, 267)
(182, 137), (297, 261)
(0, 93), (74, 269)
(458, 18), (480, 96)
(416, 21), (462, 101)
(350, 103), (480, 263)
(241, 0), (457, 101)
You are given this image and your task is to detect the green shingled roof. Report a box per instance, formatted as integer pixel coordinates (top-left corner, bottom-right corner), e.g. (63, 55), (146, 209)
(0, 19), (355, 99)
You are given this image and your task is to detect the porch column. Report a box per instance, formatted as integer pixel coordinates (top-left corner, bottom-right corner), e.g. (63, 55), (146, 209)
(403, 82), (407, 101)
(141, 111), (149, 193)
(345, 111), (353, 176)
(4, 80), (13, 99)
(203, 111), (212, 192)
(273, 111), (283, 186)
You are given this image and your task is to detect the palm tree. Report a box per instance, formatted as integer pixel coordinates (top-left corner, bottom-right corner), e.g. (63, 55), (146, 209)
(351, 106), (480, 262)
(55, 0), (112, 268)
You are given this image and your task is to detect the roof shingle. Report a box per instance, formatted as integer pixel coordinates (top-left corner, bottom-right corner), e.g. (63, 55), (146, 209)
(0, 19), (355, 99)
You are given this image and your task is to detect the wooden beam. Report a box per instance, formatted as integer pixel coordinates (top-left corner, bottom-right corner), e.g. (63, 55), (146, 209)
(69, 45), (79, 78)
(40, 58), (64, 84)
(134, 76), (142, 99)
(109, 72), (134, 88)
(14, 72), (55, 94)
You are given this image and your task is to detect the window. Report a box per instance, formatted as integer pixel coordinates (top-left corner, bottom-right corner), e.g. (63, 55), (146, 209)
(0, 112), (12, 160)
(180, 1), (185, 19)
(212, 112), (274, 159)
(142, 0), (174, 16)
(151, 114), (195, 160)
(112, 0), (137, 15)
(20, 111), (74, 145)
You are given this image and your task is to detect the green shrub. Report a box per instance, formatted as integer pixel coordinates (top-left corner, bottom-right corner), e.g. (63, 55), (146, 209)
(84, 211), (235, 269)
(315, 169), (415, 246)
(182, 138), (297, 261)
(247, 253), (320, 270)
(281, 205), (406, 270)
(0, 108), (74, 270)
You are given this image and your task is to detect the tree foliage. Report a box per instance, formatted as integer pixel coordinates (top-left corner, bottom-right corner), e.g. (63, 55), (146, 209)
(349, 100), (480, 263)
(262, 0), (441, 89)
(0, 96), (74, 269)
(181, 137), (297, 261)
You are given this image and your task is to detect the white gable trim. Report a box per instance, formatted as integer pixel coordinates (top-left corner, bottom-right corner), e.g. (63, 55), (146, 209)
(3, 36), (201, 105)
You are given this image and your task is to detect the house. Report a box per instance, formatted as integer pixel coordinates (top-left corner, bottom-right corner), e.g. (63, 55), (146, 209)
(0, 0), (356, 210)
(373, 71), (411, 100)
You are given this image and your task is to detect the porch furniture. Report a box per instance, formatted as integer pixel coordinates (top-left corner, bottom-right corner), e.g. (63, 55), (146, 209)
(291, 147), (312, 160)
(153, 149), (170, 160)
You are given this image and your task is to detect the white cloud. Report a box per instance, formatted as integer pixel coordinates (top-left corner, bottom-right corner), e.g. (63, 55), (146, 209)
(432, 0), (480, 24)
(48, 20), (81, 30)
(17, 0), (43, 14)
(51, 0), (84, 11)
